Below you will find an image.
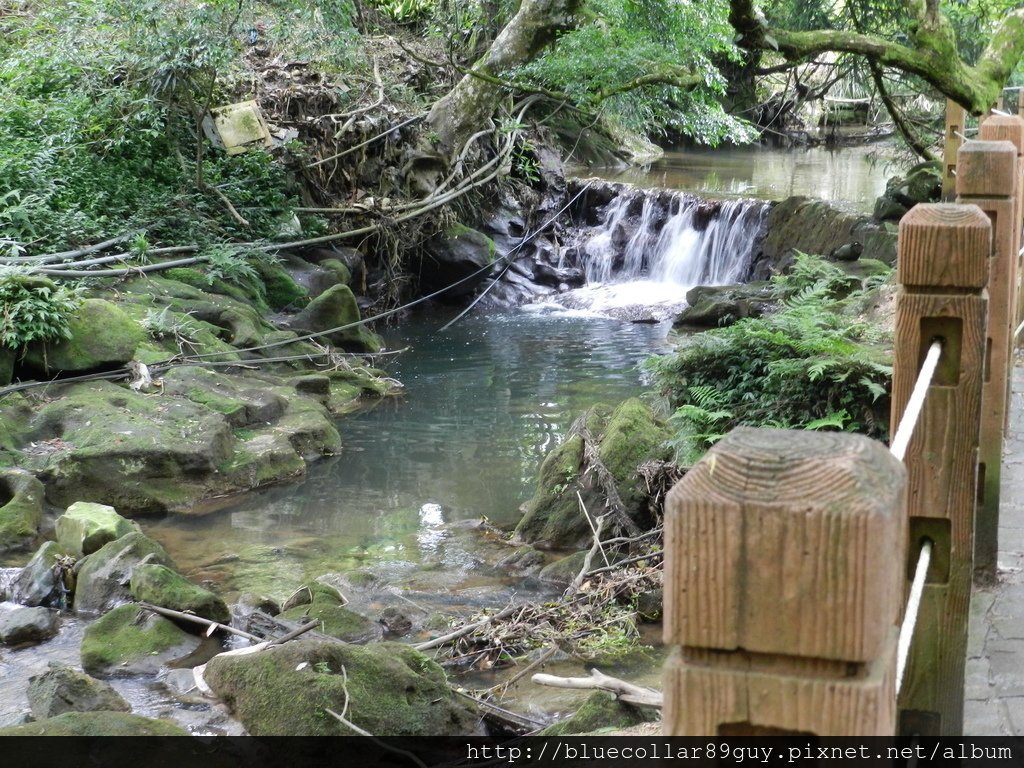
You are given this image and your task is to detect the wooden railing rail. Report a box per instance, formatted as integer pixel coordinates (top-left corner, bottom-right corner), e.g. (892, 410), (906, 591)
(663, 118), (1024, 735)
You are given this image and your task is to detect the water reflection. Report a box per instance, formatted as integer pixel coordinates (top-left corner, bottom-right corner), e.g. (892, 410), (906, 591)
(584, 144), (897, 212)
(146, 308), (670, 597)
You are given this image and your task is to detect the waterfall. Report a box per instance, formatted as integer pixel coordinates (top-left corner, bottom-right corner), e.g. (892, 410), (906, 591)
(580, 191), (770, 289)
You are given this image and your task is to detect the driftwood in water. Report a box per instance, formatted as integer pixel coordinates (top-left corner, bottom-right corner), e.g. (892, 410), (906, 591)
(532, 669), (663, 708)
(413, 603), (519, 652)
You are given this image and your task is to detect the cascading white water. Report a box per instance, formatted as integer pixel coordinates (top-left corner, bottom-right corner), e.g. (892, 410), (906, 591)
(557, 190), (770, 318)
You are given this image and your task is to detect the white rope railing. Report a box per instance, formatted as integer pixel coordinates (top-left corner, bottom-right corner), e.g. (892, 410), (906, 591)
(897, 539), (933, 694)
(890, 340), (944, 461)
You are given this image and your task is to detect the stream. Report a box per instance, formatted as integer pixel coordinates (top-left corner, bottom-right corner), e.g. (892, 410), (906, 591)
(1, 144), (892, 731)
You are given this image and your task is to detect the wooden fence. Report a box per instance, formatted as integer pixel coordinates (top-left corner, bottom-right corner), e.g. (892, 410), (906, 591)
(663, 114), (1024, 736)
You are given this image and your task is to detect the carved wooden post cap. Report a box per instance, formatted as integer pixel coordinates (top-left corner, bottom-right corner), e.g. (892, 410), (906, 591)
(897, 204), (991, 288)
(664, 427), (905, 663)
(978, 115), (1024, 153)
(955, 140), (1019, 197)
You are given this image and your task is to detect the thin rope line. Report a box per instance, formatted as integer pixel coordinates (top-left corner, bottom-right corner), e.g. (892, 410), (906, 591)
(890, 340), (943, 461)
(897, 539), (933, 695)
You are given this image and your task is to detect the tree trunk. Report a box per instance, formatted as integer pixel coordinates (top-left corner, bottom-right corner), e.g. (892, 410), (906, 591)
(426, 0), (584, 160)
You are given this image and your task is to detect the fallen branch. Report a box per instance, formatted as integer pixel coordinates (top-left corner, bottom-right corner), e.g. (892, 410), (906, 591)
(574, 421), (641, 538)
(454, 689), (546, 732)
(567, 513), (608, 595)
(414, 603), (519, 652)
(532, 669), (663, 709)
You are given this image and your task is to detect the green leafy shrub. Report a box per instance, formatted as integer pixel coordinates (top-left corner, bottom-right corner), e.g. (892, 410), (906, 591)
(0, 270), (82, 349)
(646, 254), (893, 464)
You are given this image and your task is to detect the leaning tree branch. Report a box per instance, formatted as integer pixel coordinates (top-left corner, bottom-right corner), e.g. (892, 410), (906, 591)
(868, 62), (937, 161)
(728, 0), (1024, 115)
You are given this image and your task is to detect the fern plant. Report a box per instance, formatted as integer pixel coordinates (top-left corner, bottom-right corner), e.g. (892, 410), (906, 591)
(0, 268), (81, 349)
(646, 254), (894, 464)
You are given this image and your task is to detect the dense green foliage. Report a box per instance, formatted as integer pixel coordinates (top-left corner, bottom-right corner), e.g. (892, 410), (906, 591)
(0, 271), (81, 349)
(517, 0), (757, 144)
(0, 1), (322, 254)
(646, 255), (893, 464)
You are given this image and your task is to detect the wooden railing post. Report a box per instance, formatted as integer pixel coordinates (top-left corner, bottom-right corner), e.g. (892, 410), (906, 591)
(977, 116), (1024, 331)
(957, 133), (1024, 582)
(892, 204), (990, 735)
(943, 101), (968, 201)
(662, 428), (905, 735)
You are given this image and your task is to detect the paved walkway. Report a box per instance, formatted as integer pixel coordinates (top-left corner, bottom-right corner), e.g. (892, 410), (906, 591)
(964, 360), (1024, 735)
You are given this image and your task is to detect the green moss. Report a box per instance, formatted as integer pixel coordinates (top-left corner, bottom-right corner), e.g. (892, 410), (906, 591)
(130, 563), (230, 624)
(0, 469), (44, 553)
(0, 711), (189, 736)
(279, 596), (376, 642)
(55, 501), (139, 557)
(255, 259), (309, 311)
(513, 431), (586, 546)
(22, 299), (145, 374)
(597, 398), (672, 505)
(80, 604), (197, 675)
(203, 639), (477, 735)
(446, 223), (497, 262)
(538, 691), (656, 735)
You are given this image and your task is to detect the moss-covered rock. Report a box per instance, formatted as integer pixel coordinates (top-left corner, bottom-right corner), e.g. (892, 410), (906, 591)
(0, 711), (188, 736)
(255, 257), (309, 311)
(22, 299), (145, 375)
(278, 582), (378, 643)
(26, 380), (233, 514)
(538, 691), (657, 735)
(288, 284), (382, 353)
(203, 638), (478, 735)
(537, 550), (588, 586)
(161, 367), (287, 428)
(55, 501), (140, 558)
(74, 530), (174, 615)
(0, 468), (44, 553)
(81, 603), (200, 676)
(673, 282), (774, 329)
(27, 663), (131, 719)
(514, 399), (671, 549)
(130, 563), (230, 624)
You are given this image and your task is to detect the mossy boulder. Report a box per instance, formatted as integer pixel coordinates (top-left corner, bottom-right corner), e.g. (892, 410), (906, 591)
(22, 299), (145, 375)
(55, 501), (140, 558)
(130, 563), (230, 624)
(514, 399), (671, 549)
(74, 531), (174, 615)
(81, 603), (201, 676)
(255, 257), (309, 311)
(0, 468), (44, 553)
(0, 711), (188, 736)
(203, 638), (479, 735)
(288, 284), (382, 353)
(673, 282), (774, 329)
(538, 691), (657, 735)
(278, 582), (378, 643)
(308, 258), (352, 296)
(27, 663), (130, 719)
(161, 367), (287, 428)
(26, 380), (233, 513)
(537, 550), (588, 586)
(421, 225), (497, 299)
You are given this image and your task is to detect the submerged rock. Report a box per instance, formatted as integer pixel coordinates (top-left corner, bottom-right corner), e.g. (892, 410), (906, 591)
(0, 468), (44, 553)
(80, 603), (201, 676)
(27, 662), (130, 719)
(0, 711), (188, 736)
(514, 399), (672, 549)
(130, 563), (230, 625)
(0, 605), (59, 646)
(55, 501), (140, 558)
(74, 531), (174, 615)
(203, 638), (479, 735)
